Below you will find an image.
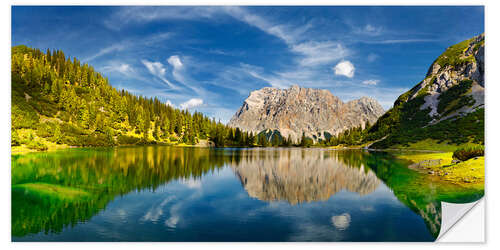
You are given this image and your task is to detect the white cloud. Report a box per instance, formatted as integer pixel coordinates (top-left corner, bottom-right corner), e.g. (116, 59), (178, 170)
(167, 55), (185, 83)
(144, 32), (173, 45)
(180, 98), (204, 109)
(222, 6), (306, 45)
(84, 32), (172, 62)
(333, 60), (355, 78)
(224, 7), (348, 68)
(104, 7), (220, 30)
(363, 38), (438, 44)
(101, 62), (135, 76)
(142, 60), (165, 77)
(292, 41), (349, 67)
(115, 64), (133, 74)
(239, 63), (293, 89)
(362, 79), (379, 85)
(84, 43), (127, 62)
(355, 24), (383, 36)
(165, 99), (174, 107)
(141, 60), (177, 89)
(167, 55), (183, 69)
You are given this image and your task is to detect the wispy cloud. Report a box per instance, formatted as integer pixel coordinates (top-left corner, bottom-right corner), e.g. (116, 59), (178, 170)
(291, 41), (349, 67)
(353, 24), (384, 36)
(239, 63), (294, 89)
(84, 43), (127, 62)
(84, 32), (172, 62)
(167, 55), (184, 83)
(104, 6), (220, 30)
(222, 6), (311, 45)
(101, 62), (135, 76)
(362, 79), (379, 85)
(107, 6), (344, 69)
(362, 38), (439, 44)
(141, 59), (177, 89)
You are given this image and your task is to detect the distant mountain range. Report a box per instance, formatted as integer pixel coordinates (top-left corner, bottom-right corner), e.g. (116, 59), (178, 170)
(228, 85), (385, 143)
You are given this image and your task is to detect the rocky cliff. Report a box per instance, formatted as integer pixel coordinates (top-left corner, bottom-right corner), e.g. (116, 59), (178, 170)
(228, 85), (385, 142)
(369, 33), (485, 148)
(416, 34), (484, 122)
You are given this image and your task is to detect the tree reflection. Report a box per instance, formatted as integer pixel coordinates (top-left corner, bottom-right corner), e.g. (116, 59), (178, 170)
(12, 147), (483, 239)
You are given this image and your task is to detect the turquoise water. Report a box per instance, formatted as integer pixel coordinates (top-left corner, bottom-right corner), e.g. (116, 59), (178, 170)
(11, 146), (483, 241)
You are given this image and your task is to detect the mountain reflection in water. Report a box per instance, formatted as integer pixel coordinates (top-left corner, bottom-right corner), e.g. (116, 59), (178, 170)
(230, 149), (379, 204)
(11, 146), (483, 241)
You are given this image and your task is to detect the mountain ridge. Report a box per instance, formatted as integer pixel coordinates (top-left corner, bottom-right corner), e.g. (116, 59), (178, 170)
(228, 84), (385, 142)
(367, 33), (484, 148)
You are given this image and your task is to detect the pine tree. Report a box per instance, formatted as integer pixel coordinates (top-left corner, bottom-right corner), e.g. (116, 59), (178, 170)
(271, 133), (280, 146)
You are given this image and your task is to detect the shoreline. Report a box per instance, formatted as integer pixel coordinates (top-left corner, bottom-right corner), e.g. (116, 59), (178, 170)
(12, 143), (484, 188)
(11, 142), (451, 155)
(395, 152), (484, 187)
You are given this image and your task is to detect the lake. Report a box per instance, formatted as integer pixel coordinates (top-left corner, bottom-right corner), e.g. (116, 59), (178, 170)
(11, 146), (483, 242)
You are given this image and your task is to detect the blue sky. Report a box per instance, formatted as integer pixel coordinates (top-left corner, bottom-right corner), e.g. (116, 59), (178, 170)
(12, 6), (484, 123)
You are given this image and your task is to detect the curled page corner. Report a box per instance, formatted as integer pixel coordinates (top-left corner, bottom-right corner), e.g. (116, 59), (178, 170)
(436, 198), (483, 241)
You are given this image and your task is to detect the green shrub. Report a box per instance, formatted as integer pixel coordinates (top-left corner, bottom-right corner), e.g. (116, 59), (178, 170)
(11, 130), (20, 146)
(452, 145), (484, 161)
(117, 134), (140, 145)
(57, 111), (71, 122)
(27, 140), (48, 151)
(11, 93), (39, 129)
(37, 122), (57, 138)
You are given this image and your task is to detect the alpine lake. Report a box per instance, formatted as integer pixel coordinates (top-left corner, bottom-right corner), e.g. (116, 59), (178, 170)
(11, 146), (483, 242)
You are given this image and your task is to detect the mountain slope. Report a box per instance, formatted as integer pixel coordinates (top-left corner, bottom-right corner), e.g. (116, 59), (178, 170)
(11, 45), (220, 150)
(367, 34), (484, 149)
(228, 85), (385, 142)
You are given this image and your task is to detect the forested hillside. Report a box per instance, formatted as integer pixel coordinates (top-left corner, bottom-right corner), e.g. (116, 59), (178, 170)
(10, 46), (263, 151)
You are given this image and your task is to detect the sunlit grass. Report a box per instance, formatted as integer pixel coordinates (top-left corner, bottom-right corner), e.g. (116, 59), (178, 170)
(12, 183), (91, 202)
(396, 152), (484, 187)
(389, 139), (482, 152)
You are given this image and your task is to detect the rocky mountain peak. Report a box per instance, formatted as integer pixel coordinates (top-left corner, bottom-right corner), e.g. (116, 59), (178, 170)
(228, 85), (385, 142)
(409, 33), (485, 121)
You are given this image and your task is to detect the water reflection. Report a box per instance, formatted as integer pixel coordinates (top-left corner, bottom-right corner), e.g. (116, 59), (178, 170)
(11, 146), (483, 241)
(230, 149), (379, 204)
(331, 213), (351, 230)
(12, 146), (227, 237)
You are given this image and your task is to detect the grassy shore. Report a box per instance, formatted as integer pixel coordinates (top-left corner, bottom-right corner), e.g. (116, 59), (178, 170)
(396, 151), (484, 187)
(383, 139), (483, 152)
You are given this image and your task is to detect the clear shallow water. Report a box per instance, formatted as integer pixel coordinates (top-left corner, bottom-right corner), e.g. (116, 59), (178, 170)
(11, 146), (483, 241)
